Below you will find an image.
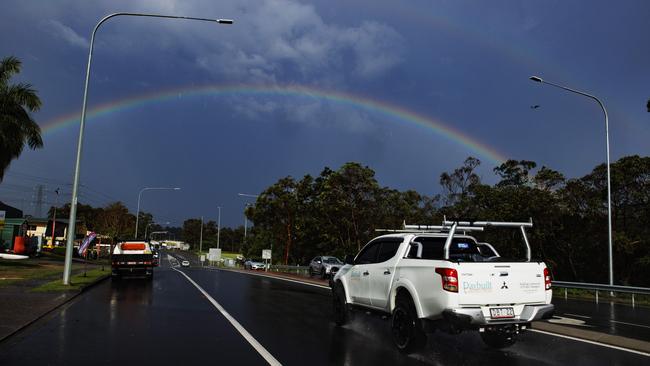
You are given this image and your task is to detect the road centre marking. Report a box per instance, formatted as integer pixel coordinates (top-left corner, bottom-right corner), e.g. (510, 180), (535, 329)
(172, 268), (282, 366)
(529, 329), (650, 357)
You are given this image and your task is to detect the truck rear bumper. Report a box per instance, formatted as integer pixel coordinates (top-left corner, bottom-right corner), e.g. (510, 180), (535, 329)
(442, 304), (554, 328)
(112, 266), (153, 276)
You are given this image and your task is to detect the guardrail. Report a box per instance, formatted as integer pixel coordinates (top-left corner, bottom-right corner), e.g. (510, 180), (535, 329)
(552, 280), (650, 307)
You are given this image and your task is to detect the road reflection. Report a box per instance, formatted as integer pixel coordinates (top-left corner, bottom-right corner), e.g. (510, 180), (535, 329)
(108, 279), (153, 333)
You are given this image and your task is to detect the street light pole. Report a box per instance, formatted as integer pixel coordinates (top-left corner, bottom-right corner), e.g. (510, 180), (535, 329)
(217, 206), (221, 249)
(529, 75), (614, 287)
(145, 221), (169, 240)
(62, 12), (233, 285)
(199, 215), (204, 257)
(135, 187), (180, 238)
(237, 193), (259, 253)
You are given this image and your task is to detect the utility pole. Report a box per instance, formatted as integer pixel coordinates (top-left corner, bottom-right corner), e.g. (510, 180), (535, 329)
(34, 185), (44, 217)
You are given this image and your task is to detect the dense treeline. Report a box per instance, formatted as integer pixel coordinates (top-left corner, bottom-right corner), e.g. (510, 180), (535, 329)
(47, 202), (174, 242)
(47, 201), (244, 248)
(242, 156), (650, 287)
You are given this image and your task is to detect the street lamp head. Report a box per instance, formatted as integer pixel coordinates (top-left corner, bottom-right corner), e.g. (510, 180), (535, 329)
(216, 19), (234, 24)
(529, 76), (543, 83)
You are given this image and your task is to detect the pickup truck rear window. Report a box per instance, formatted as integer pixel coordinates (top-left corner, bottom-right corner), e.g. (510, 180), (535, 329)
(409, 237), (482, 261)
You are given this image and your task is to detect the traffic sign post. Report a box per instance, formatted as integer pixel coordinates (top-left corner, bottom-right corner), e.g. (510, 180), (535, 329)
(208, 248), (222, 266)
(262, 249), (271, 271)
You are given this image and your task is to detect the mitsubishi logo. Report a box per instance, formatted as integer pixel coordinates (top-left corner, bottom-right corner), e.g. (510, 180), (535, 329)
(501, 281), (508, 289)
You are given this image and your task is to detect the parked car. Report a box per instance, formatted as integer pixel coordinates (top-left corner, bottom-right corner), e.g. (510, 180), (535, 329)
(309, 256), (343, 279)
(244, 259), (265, 270)
(331, 220), (554, 352)
(181, 260), (190, 267)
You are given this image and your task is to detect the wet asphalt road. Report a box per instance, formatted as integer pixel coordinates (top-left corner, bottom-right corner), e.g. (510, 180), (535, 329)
(1, 254), (648, 366)
(551, 298), (650, 341)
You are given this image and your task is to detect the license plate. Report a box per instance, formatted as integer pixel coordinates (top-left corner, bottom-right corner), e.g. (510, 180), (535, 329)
(490, 307), (515, 319)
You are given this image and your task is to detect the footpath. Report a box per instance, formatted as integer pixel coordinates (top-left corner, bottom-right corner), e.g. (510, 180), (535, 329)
(0, 256), (109, 341)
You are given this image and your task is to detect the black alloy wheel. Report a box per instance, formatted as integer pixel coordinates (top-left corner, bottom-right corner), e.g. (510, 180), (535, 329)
(391, 297), (426, 353)
(332, 283), (350, 326)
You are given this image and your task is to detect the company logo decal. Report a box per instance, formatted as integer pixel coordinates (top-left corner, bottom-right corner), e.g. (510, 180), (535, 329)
(463, 281), (492, 293)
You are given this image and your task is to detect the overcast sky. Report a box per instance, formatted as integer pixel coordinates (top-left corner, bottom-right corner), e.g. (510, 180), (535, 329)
(1, 0), (649, 227)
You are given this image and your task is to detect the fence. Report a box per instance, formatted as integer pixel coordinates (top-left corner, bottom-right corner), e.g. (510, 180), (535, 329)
(552, 281), (650, 308)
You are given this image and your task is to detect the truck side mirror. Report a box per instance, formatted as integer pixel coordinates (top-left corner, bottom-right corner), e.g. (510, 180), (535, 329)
(344, 255), (354, 265)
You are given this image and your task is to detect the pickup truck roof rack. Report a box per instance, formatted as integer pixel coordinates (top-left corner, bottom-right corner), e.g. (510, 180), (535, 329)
(375, 223), (484, 234)
(377, 217), (534, 261)
(442, 216), (534, 261)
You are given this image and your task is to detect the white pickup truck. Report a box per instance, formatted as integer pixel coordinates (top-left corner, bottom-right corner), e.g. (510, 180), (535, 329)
(331, 220), (554, 352)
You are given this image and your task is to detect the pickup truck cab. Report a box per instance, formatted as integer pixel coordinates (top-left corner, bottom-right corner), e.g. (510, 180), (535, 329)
(111, 241), (155, 280)
(331, 220), (554, 352)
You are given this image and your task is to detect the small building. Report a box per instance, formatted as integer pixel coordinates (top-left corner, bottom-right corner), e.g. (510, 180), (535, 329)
(0, 202), (85, 253)
(0, 201), (23, 252)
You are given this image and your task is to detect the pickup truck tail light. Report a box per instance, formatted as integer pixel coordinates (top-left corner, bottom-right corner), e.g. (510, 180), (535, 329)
(435, 268), (458, 292)
(544, 267), (552, 290)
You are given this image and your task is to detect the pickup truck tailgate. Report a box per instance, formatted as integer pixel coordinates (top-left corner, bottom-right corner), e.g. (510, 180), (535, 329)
(456, 262), (546, 305)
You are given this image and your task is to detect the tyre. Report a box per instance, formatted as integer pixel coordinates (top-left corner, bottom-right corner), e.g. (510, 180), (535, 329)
(480, 329), (517, 349)
(321, 268), (327, 279)
(391, 295), (427, 353)
(332, 282), (351, 326)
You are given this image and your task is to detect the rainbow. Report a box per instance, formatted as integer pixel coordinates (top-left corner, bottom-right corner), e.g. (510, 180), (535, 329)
(40, 84), (507, 163)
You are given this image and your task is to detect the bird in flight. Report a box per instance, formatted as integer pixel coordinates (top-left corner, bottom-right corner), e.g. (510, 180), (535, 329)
(530, 105), (540, 109)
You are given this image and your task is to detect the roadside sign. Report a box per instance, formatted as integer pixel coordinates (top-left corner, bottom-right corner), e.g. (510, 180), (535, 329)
(262, 249), (271, 259)
(78, 232), (96, 256)
(200, 255), (206, 262)
(208, 248), (222, 261)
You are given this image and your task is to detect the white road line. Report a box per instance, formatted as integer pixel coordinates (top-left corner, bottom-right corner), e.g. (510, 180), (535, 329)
(529, 329), (650, 357)
(610, 320), (650, 329)
(564, 313), (591, 319)
(563, 313), (650, 329)
(172, 268), (282, 366)
(214, 267), (331, 290)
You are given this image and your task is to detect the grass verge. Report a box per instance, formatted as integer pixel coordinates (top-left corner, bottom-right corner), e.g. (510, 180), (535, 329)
(0, 261), (64, 287)
(30, 268), (109, 292)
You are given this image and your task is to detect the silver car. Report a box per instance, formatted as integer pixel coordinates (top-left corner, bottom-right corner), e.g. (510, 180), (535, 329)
(308, 256), (343, 279)
(244, 260), (265, 270)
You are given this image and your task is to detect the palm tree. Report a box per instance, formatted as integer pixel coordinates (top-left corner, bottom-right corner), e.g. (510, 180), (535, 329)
(0, 56), (43, 181)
